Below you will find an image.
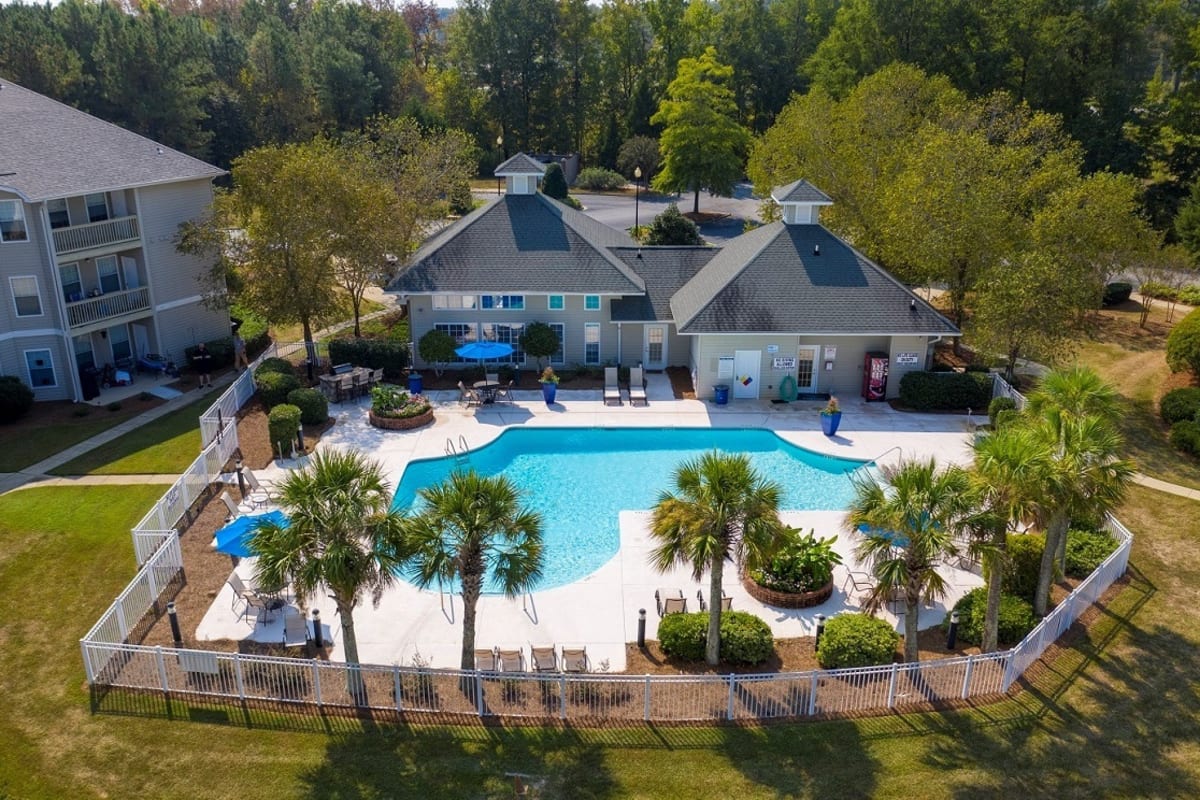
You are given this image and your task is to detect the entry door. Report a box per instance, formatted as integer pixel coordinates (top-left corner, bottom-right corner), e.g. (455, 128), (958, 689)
(132, 323), (151, 358)
(733, 350), (761, 399)
(796, 346), (818, 391)
(643, 325), (668, 370)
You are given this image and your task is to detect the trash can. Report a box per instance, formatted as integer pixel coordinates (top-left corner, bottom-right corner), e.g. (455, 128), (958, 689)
(714, 384), (730, 405)
(407, 371), (423, 395)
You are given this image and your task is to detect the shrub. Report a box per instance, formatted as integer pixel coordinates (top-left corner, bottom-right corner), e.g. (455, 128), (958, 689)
(541, 162), (569, 200)
(657, 611), (775, 664)
(106, 401), (122, 412)
(417, 329), (456, 373)
(575, 166), (627, 191)
(988, 396), (1017, 427)
(941, 587), (1036, 646)
(255, 358), (295, 378)
(1169, 420), (1200, 457)
(0, 375), (35, 423)
(816, 613), (898, 669)
(267, 404), (302, 457)
(286, 388), (328, 425)
(328, 338), (409, 379)
(230, 304), (271, 356)
(1160, 387), (1200, 425)
(646, 202), (702, 246)
(1101, 282), (1133, 306)
(370, 385), (431, 419)
(750, 528), (842, 594)
(519, 321), (561, 370)
(185, 339), (233, 369)
(1139, 280), (1178, 301)
(1180, 285), (1200, 306)
(256, 371), (301, 409)
(1065, 528), (1118, 577)
(984, 532), (1046, 604)
(1166, 307), (1200, 375)
(898, 371), (993, 411)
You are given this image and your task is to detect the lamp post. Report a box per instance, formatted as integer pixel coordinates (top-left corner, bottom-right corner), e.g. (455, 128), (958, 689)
(633, 165), (642, 240)
(496, 135), (504, 196)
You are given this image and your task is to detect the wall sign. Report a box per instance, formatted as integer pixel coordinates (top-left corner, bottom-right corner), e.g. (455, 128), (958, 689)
(823, 346), (837, 361)
(717, 356), (735, 379)
(766, 344), (779, 354)
(895, 352), (920, 364)
(772, 357), (797, 370)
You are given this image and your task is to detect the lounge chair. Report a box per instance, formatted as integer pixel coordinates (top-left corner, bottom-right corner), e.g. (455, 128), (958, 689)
(603, 366), (622, 405)
(475, 648), (499, 671)
(219, 489), (253, 519)
(561, 646), (588, 673)
(628, 367), (648, 406)
(227, 572), (272, 624)
(458, 380), (481, 408)
(497, 648), (524, 672)
(696, 589), (732, 612)
(655, 588), (687, 617)
(843, 570), (872, 596)
(243, 469), (278, 507)
(530, 645), (557, 672)
(282, 609), (309, 646)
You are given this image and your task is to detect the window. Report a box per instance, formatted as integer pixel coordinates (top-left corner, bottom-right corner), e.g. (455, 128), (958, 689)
(73, 335), (95, 370)
(434, 322), (477, 363)
(480, 294), (525, 310)
(0, 200), (28, 242)
(481, 323), (526, 364)
(24, 349), (56, 388)
(60, 263), (83, 301)
(584, 295), (601, 311)
(547, 295), (564, 311)
(109, 325), (132, 362)
(584, 322), (600, 365)
(431, 294), (477, 310)
(47, 198), (71, 229)
(85, 192), (109, 223)
(96, 256), (121, 293)
(10, 276), (42, 317)
(549, 322), (565, 364)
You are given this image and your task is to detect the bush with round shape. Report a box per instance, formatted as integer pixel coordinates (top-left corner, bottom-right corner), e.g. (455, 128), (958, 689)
(267, 404), (302, 457)
(1139, 280), (1178, 301)
(1064, 528), (1118, 578)
(941, 587), (1036, 646)
(286, 388), (328, 425)
(1180, 285), (1200, 306)
(988, 396), (1017, 427)
(1169, 420), (1200, 457)
(646, 203), (702, 245)
(816, 613), (899, 669)
(656, 611), (775, 665)
(981, 532), (1046, 604)
(255, 357), (295, 378)
(657, 612), (707, 661)
(1160, 387), (1200, 425)
(519, 321), (561, 370)
(1101, 282), (1133, 307)
(0, 375), (35, 423)
(541, 163), (569, 200)
(256, 371), (301, 409)
(575, 166), (627, 190)
(417, 329), (456, 374)
(1166, 307), (1200, 376)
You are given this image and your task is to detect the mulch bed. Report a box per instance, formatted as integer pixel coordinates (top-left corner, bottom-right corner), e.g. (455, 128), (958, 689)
(234, 396), (334, 470)
(666, 365), (695, 399)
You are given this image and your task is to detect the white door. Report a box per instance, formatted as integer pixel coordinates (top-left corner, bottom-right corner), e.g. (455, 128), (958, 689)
(643, 325), (668, 370)
(732, 350), (761, 399)
(796, 346), (818, 391)
(122, 256), (140, 289)
(132, 323), (151, 358)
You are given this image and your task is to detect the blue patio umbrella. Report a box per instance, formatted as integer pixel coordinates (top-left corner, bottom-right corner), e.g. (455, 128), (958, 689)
(454, 340), (514, 366)
(214, 509), (288, 558)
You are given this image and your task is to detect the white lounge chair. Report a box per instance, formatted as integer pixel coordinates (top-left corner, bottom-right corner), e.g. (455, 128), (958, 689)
(628, 367), (648, 406)
(219, 489), (253, 519)
(603, 366), (622, 405)
(282, 609), (309, 646)
(243, 469), (278, 507)
(227, 572), (272, 624)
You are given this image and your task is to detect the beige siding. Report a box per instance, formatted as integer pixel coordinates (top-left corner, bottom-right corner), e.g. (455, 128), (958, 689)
(157, 299), (229, 360)
(0, 197), (64, 333)
(137, 180), (215, 305)
(0, 334), (73, 401)
(614, 323), (692, 369)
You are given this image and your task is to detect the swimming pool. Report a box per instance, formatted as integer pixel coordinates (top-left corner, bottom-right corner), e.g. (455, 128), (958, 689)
(392, 428), (865, 593)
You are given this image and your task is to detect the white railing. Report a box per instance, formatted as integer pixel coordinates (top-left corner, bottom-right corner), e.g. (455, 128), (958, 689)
(991, 373), (1027, 410)
(198, 344), (276, 447)
(53, 215), (140, 255)
(66, 286), (151, 328)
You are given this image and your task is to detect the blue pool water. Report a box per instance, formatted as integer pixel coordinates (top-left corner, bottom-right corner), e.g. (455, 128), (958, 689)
(393, 428), (864, 593)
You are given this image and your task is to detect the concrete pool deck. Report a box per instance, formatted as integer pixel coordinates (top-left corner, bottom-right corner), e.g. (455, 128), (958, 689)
(194, 375), (984, 670)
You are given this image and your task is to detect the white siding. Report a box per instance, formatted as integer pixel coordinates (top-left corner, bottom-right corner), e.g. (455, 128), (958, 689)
(157, 299), (229, 360)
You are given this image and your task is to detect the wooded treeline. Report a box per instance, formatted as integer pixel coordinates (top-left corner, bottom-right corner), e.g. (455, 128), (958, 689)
(1, 0), (1199, 237)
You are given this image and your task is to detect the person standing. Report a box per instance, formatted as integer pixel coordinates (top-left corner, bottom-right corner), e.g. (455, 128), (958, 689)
(233, 332), (249, 371)
(192, 342), (213, 388)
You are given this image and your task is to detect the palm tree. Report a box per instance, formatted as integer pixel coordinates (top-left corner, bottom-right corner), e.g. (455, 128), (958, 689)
(400, 470), (543, 671)
(967, 426), (1050, 651)
(846, 457), (971, 663)
(250, 449), (406, 705)
(649, 451), (787, 666)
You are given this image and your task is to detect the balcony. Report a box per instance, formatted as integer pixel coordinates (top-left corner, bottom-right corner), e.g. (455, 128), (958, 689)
(67, 286), (151, 329)
(53, 216), (140, 257)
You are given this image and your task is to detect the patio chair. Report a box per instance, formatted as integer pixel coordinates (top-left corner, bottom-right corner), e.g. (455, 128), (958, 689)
(603, 367), (622, 405)
(227, 572), (272, 624)
(219, 489), (253, 519)
(370, 368), (385, 389)
(628, 367), (648, 406)
(530, 645), (558, 672)
(243, 470), (278, 507)
(492, 380), (515, 404)
(457, 380), (481, 408)
(485, 372), (499, 385)
(335, 374), (354, 404)
(561, 646), (588, 673)
(475, 648), (499, 671)
(696, 589), (732, 612)
(282, 609), (310, 647)
(655, 588), (687, 617)
(843, 570), (873, 597)
(497, 648), (524, 673)
(351, 371), (368, 400)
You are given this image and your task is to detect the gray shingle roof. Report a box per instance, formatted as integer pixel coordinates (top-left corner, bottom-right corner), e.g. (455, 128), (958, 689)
(389, 194), (644, 294)
(610, 247), (718, 322)
(0, 78), (224, 202)
(670, 222), (959, 336)
(494, 153), (547, 176)
(770, 179), (833, 205)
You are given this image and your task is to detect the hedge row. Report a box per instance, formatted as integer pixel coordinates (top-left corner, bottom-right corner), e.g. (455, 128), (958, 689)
(898, 371), (993, 411)
(328, 338), (409, 379)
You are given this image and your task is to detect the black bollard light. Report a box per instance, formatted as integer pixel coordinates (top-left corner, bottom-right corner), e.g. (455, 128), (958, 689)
(311, 609), (323, 648)
(946, 610), (960, 650)
(815, 614), (826, 652)
(306, 357), (315, 383)
(295, 423), (305, 454)
(235, 458), (246, 497)
(637, 608), (647, 648)
(167, 601), (183, 647)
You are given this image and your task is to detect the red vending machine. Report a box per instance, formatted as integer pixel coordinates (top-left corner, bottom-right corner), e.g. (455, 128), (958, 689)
(862, 352), (889, 401)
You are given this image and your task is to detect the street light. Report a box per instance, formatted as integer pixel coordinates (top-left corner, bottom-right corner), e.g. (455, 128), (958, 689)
(634, 165), (642, 240)
(496, 135), (504, 196)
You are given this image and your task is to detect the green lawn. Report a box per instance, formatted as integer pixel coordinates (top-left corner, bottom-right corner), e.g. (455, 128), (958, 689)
(0, 401), (158, 473)
(1, 483), (1196, 799)
(48, 392), (219, 476)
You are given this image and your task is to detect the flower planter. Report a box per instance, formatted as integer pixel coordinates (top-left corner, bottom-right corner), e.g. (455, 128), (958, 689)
(368, 408), (434, 431)
(540, 382), (558, 405)
(820, 411), (842, 436)
(742, 573), (834, 609)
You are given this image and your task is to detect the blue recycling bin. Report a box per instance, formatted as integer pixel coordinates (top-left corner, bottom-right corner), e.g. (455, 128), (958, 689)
(407, 372), (423, 395)
(714, 384), (730, 405)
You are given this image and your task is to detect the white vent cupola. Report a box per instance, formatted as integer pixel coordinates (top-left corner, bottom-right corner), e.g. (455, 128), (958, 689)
(494, 153), (546, 196)
(770, 179), (833, 225)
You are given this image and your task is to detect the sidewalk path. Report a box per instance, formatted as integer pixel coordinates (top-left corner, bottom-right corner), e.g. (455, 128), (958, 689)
(1132, 472), (1200, 502)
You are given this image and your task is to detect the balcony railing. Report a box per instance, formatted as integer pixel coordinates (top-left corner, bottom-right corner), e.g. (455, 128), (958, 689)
(66, 286), (151, 328)
(53, 216), (140, 256)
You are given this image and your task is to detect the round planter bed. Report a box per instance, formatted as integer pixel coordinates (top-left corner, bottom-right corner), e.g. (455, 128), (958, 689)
(368, 408), (434, 431)
(742, 573), (834, 609)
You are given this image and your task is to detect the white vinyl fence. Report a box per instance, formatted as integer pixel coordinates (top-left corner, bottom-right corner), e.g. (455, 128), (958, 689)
(991, 373), (1027, 410)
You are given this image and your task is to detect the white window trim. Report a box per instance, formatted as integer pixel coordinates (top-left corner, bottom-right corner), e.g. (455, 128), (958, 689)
(547, 295), (564, 311)
(433, 321), (479, 363)
(583, 322), (601, 365)
(549, 322), (566, 365)
(23, 347), (57, 389)
(10, 275), (44, 318)
(96, 255), (122, 293)
(431, 294), (477, 310)
(47, 198), (73, 229)
(584, 295), (601, 311)
(0, 199), (29, 244)
(85, 192), (110, 223)
(480, 294), (526, 311)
